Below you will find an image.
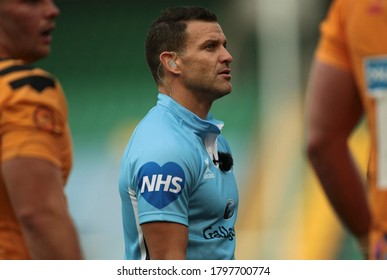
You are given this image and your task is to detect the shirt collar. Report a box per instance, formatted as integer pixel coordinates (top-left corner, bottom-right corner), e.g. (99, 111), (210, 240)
(157, 93), (224, 136)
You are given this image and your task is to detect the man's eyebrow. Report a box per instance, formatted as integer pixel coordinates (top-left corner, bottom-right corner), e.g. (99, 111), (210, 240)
(200, 37), (227, 46)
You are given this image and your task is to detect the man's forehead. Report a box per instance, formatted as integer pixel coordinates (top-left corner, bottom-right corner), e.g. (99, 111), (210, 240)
(185, 21), (225, 41)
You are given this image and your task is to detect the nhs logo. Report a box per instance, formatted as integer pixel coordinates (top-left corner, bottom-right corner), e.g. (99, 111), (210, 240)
(365, 57), (387, 98)
(138, 162), (185, 209)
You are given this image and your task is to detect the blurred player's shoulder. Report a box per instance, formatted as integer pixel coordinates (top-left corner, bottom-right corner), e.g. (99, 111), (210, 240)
(0, 58), (57, 93)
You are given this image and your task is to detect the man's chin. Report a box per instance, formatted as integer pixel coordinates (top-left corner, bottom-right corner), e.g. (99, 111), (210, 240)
(223, 84), (233, 95)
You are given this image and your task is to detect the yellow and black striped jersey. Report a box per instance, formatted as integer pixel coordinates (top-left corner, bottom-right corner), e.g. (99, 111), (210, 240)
(0, 58), (72, 259)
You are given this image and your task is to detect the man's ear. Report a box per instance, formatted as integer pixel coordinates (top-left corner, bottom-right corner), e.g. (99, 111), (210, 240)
(160, 51), (180, 73)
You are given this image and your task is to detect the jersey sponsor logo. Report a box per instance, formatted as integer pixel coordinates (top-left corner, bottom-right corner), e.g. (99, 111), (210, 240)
(203, 226), (235, 241)
(365, 56), (387, 188)
(223, 199), (236, 219)
(138, 161), (185, 209)
(364, 57), (387, 97)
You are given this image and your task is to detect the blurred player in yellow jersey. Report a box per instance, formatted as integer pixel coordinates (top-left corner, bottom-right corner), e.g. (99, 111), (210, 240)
(0, 0), (82, 259)
(306, 0), (387, 259)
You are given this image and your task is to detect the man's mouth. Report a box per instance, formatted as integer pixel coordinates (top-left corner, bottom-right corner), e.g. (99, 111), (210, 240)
(218, 68), (232, 79)
(41, 25), (55, 37)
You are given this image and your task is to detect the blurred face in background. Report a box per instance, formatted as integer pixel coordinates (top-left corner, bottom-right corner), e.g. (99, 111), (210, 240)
(0, 0), (59, 63)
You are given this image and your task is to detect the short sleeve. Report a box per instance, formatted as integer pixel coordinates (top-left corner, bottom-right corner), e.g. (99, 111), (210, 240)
(0, 69), (70, 171)
(136, 160), (190, 226)
(128, 131), (199, 227)
(315, 0), (352, 71)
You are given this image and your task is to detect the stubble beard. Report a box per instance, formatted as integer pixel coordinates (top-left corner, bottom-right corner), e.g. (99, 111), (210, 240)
(187, 76), (232, 102)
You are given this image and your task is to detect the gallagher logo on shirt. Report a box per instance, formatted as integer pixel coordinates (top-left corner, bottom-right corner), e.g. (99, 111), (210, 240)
(138, 162), (185, 209)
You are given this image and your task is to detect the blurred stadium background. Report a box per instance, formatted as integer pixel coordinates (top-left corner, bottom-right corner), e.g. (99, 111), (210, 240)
(37, 0), (368, 259)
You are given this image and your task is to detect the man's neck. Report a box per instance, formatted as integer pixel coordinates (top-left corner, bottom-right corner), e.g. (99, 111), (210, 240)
(158, 89), (211, 120)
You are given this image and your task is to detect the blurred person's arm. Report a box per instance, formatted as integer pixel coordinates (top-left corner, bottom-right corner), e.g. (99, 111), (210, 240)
(141, 222), (188, 259)
(2, 158), (83, 259)
(305, 59), (371, 249)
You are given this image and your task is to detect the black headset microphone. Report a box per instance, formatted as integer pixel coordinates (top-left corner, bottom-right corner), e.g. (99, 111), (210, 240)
(213, 152), (234, 172)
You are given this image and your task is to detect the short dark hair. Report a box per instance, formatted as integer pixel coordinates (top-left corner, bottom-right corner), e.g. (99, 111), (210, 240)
(145, 6), (218, 83)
